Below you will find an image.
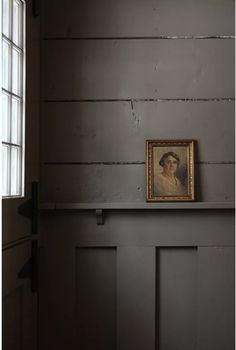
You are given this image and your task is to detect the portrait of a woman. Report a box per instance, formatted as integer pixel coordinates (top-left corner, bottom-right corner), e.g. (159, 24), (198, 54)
(154, 151), (187, 196)
(147, 140), (194, 201)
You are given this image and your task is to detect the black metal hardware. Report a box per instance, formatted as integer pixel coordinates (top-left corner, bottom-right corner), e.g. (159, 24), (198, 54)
(18, 256), (32, 279)
(96, 209), (104, 225)
(18, 182), (39, 235)
(18, 240), (39, 293)
(17, 182), (39, 292)
(32, 182), (38, 235)
(31, 240), (39, 293)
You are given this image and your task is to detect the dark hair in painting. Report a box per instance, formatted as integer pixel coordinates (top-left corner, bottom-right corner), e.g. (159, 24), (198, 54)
(159, 152), (180, 167)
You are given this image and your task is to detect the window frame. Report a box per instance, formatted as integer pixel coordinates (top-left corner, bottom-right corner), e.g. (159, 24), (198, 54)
(2, 0), (26, 198)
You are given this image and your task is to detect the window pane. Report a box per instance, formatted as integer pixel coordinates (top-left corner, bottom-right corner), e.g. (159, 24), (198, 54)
(2, 40), (10, 90)
(2, 92), (10, 142)
(11, 146), (21, 195)
(12, 97), (21, 144)
(12, 48), (21, 95)
(2, 0), (10, 37)
(13, 0), (23, 47)
(2, 0), (25, 198)
(2, 144), (10, 196)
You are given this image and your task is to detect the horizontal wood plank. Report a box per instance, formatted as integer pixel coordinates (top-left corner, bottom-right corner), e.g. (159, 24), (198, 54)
(40, 164), (234, 203)
(40, 210), (234, 247)
(42, 39), (234, 100)
(39, 202), (235, 210)
(41, 101), (234, 163)
(42, 0), (234, 37)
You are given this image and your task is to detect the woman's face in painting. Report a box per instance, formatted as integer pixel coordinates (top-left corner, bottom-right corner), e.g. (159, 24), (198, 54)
(163, 155), (178, 176)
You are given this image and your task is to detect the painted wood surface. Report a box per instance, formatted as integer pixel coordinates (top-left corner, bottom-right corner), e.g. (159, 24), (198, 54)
(76, 248), (116, 350)
(39, 202), (234, 210)
(4, 287), (23, 350)
(40, 211), (234, 247)
(40, 163), (234, 203)
(42, 0), (234, 37)
(39, 242), (76, 350)
(41, 101), (234, 163)
(39, 215), (234, 350)
(3, 242), (37, 350)
(158, 248), (197, 350)
(2, 198), (32, 245)
(39, 0), (234, 348)
(2, 0), (41, 245)
(3, 242), (32, 295)
(117, 246), (156, 350)
(25, 0), (40, 184)
(2, 2), (40, 349)
(197, 247), (235, 350)
(42, 39), (234, 100)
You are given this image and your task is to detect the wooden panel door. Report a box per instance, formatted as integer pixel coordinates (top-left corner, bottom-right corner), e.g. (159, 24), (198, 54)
(3, 241), (37, 350)
(2, 1), (40, 349)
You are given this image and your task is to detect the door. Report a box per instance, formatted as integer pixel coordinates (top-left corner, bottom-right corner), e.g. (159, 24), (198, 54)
(2, 1), (40, 349)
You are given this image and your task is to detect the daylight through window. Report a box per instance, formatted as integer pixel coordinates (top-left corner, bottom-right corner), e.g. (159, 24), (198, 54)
(2, 0), (25, 197)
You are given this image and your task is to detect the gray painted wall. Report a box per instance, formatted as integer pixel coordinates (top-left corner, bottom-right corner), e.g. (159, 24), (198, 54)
(39, 0), (234, 349)
(40, 0), (234, 203)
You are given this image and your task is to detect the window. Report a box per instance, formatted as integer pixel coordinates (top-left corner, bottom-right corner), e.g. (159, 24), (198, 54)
(2, 0), (25, 197)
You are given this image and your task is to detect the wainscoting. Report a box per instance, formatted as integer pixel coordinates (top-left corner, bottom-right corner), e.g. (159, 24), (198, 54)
(39, 209), (234, 350)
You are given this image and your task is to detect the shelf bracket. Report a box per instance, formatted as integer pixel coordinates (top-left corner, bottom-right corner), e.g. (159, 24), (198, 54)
(96, 209), (104, 225)
(18, 182), (39, 235)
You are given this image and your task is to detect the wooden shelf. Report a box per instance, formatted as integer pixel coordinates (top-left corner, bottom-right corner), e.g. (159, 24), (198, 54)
(39, 202), (234, 210)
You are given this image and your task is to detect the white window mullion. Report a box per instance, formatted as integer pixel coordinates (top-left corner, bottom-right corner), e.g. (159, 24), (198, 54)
(11, 145), (21, 195)
(8, 0), (13, 195)
(2, 144), (10, 196)
(2, 0), (25, 198)
(21, 0), (25, 195)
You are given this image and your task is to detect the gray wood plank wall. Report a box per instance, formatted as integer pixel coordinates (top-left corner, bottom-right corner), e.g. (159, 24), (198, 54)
(41, 0), (234, 37)
(40, 0), (234, 204)
(39, 1), (234, 350)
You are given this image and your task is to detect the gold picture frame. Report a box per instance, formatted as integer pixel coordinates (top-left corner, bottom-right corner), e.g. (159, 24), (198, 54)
(146, 140), (195, 202)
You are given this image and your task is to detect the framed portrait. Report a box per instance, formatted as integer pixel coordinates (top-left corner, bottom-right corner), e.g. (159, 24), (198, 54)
(146, 140), (195, 201)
